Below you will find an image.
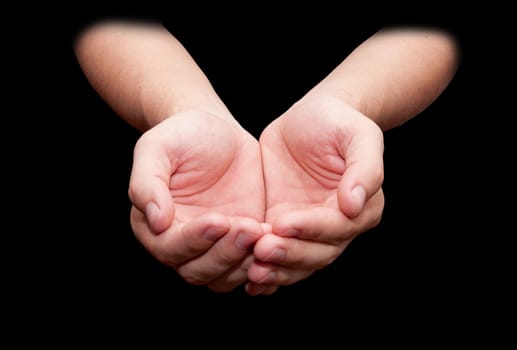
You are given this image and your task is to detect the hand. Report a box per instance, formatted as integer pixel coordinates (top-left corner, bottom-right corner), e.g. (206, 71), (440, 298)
(128, 110), (266, 292)
(246, 94), (385, 295)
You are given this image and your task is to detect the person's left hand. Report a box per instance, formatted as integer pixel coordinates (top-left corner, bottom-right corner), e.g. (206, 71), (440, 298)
(245, 94), (385, 295)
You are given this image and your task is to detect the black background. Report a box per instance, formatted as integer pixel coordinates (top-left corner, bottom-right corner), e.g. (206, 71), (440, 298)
(7, 4), (510, 341)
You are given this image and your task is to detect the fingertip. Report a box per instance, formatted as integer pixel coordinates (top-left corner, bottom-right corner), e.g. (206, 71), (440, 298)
(270, 212), (303, 237)
(259, 222), (272, 236)
(247, 261), (275, 284)
(145, 201), (159, 221)
(146, 200), (173, 234)
(339, 184), (366, 218)
(186, 212), (230, 242)
(245, 282), (278, 296)
(202, 225), (228, 242)
(253, 234), (286, 263)
(350, 185), (366, 215)
(245, 283), (266, 296)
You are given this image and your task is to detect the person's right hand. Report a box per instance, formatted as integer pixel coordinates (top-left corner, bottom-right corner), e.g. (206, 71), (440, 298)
(128, 110), (266, 292)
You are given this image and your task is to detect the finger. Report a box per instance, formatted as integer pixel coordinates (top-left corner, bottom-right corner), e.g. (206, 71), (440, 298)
(176, 216), (264, 285)
(253, 232), (347, 270)
(272, 207), (358, 243)
(247, 259), (315, 288)
(245, 282), (280, 296)
(257, 192), (384, 270)
(128, 133), (176, 234)
(131, 209), (230, 268)
(338, 122), (384, 218)
(273, 189), (385, 240)
(261, 222), (273, 234)
(206, 254), (255, 293)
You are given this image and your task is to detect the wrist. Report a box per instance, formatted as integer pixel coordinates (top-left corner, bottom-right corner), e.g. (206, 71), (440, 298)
(141, 92), (236, 130)
(304, 84), (385, 130)
(303, 88), (380, 122)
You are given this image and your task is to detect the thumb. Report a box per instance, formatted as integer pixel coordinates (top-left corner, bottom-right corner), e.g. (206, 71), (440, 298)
(128, 135), (175, 234)
(338, 126), (384, 218)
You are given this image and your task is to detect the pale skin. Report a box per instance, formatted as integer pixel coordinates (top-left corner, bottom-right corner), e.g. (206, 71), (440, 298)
(73, 20), (460, 295)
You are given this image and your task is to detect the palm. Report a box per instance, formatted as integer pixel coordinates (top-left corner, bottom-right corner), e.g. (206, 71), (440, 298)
(170, 125), (265, 225)
(135, 111), (265, 227)
(260, 102), (347, 223)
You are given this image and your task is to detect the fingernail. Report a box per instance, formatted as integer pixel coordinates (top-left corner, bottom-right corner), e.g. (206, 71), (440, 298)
(203, 227), (224, 242)
(235, 232), (256, 250)
(248, 285), (266, 296)
(283, 228), (299, 237)
(266, 248), (285, 262)
(145, 201), (159, 221)
(351, 185), (366, 213)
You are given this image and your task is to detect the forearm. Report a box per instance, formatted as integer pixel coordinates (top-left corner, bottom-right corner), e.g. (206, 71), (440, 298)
(73, 19), (232, 131)
(305, 27), (461, 131)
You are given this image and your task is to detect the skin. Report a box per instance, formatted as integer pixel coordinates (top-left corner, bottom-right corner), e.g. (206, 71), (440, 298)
(74, 20), (266, 292)
(73, 20), (460, 296)
(245, 27), (460, 295)
(129, 111), (266, 291)
(246, 95), (385, 295)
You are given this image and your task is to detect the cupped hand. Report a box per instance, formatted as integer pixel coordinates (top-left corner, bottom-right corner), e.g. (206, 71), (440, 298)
(128, 110), (266, 292)
(246, 94), (385, 295)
